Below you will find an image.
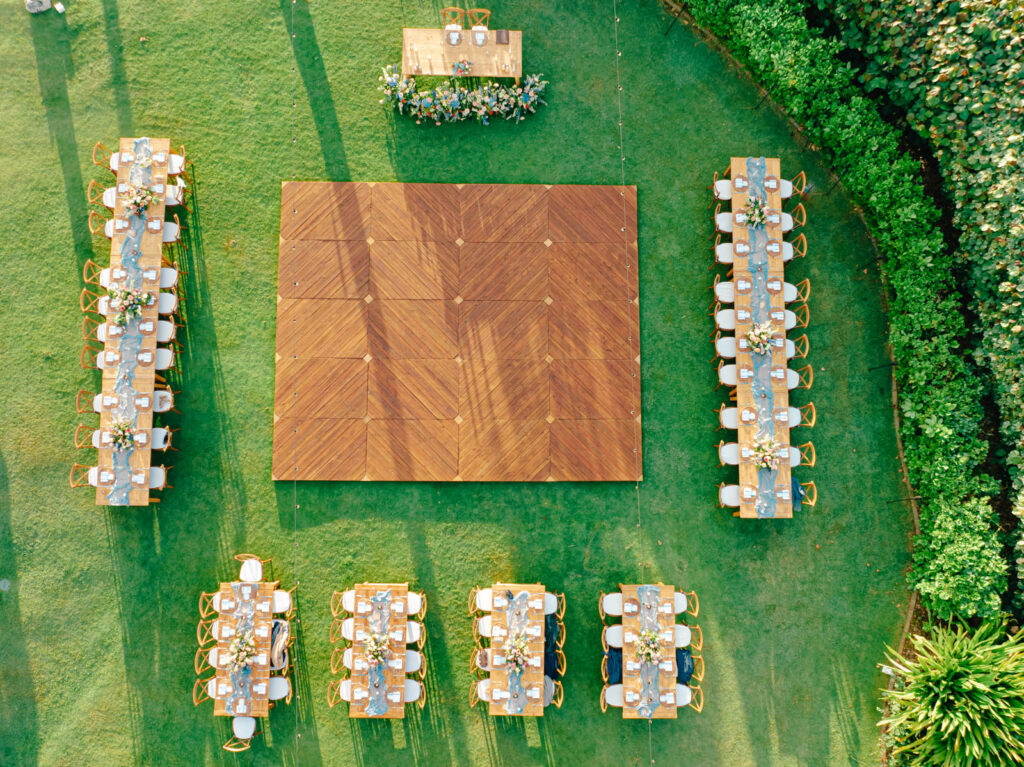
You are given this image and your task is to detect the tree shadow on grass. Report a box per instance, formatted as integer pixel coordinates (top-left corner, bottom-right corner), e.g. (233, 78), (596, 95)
(100, 0), (133, 136)
(29, 11), (92, 271)
(0, 453), (39, 767)
(280, 0), (348, 180)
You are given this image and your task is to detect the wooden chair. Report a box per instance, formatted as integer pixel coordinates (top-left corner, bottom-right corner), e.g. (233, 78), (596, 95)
(795, 364), (814, 390)
(223, 737), (252, 753)
(788, 232), (808, 260)
(197, 619), (216, 648)
(793, 278), (811, 304)
(792, 302), (810, 329)
(198, 591), (219, 619)
(682, 590), (699, 618)
(798, 442), (817, 468)
(467, 8), (490, 27)
(691, 655), (705, 683)
(689, 685), (704, 713)
(789, 171), (808, 197)
(554, 591), (566, 620)
(712, 202), (726, 237)
(599, 685), (610, 713)
(467, 586), (481, 615)
(472, 615), (486, 646)
(550, 680), (564, 709)
(329, 616), (347, 645)
(86, 179), (108, 207)
(91, 140), (114, 173)
(555, 619), (566, 649)
(171, 145), (192, 183)
(233, 552), (272, 566)
(80, 287), (105, 315)
(73, 423), (95, 449)
(802, 481), (818, 507)
(799, 402), (817, 428)
(82, 315), (103, 343)
(326, 679), (345, 709)
(415, 591), (428, 620)
(330, 590), (348, 617)
(76, 388), (97, 414)
(690, 624), (704, 652)
(330, 646), (348, 675)
(598, 590), (609, 622)
(80, 343), (103, 371)
(82, 258), (104, 286)
(441, 7), (465, 27)
(469, 678), (483, 708)
(791, 334), (809, 360)
(194, 645), (212, 675)
(88, 210), (110, 237)
(600, 654), (609, 683)
(69, 463), (92, 488)
(192, 676), (214, 705)
(555, 648), (567, 676)
(789, 202), (807, 230)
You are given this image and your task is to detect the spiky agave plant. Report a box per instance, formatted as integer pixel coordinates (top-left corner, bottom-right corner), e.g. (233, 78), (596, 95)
(881, 620), (1024, 766)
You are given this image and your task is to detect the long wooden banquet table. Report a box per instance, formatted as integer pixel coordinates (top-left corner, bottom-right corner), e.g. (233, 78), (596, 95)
(729, 156), (794, 519)
(213, 580), (275, 718)
(94, 137), (170, 506)
(348, 582), (410, 719)
(620, 583), (678, 719)
(401, 27), (522, 80)
(487, 582), (546, 717)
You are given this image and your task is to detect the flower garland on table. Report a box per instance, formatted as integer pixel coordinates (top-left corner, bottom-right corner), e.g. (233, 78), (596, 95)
(752, 436), (781, 471)
(365, 633), (390, 667)
(108, 420), (136, 451)
(504, 634), (531, 675)
(452, 59), (471, 76)
(636, 629), (661, 664)
(746, 321), (775, 356)
(123, 184), (159, 216)
(226, 632), (257, 673)
(379, 65), (548, 126)
(745, 196), (767, 228)
(108, 288), (154, 327)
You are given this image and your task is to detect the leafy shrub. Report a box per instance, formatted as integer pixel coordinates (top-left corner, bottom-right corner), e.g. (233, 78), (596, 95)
(911, 498), (1007, 619)
(881, 620), (1024, 766)
(813, 0), (1024, 605)
(671, 0), (1008, 616)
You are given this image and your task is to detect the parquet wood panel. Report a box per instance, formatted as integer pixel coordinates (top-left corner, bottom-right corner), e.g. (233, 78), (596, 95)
(273, 182), (642, 481)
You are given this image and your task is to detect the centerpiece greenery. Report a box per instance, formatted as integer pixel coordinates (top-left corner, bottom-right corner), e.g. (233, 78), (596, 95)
(451, 59), (471, 76)
(752, 436), (780, 471)
(636, 629), (661, 664)
(746, 321), (774, 355)
(108, 288), (154, 327)
(108, 420), (135, 451)
(365, 633), (389, 667)
(226, 632), (257, 673)
(504, 634), (530, 675)
(123, 184), (159, 216)
(379, 65), (548, 126)
(744, 196), (767, 227)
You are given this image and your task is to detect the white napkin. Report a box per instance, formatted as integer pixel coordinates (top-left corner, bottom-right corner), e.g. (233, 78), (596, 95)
(387, 691), (401, 702)
(743, 487), (756, 499)
(771, 310), (784, 320)
(767, 242), (780, 253)
(391, 628), (404, 641)
(355, 629), (367, 641)
(255, 625), (269, 638)
(151, 184), (164, 193)
(735, 242), (750, 254)
(768, 213), (781, 223)
(492, 689), (509, 701)
(152, 152), (166, 163)
(258, 600), (270, 612)
(734, 178), (748, 189)
(131, 472), (145, 485)
(234, 699), (247, 713)
(659, 661), (673, 671)
(527, 625), (541, 638)
(255, 654), (267, 665)
(527, 687), (540, 699)
(740, 368), (753, 380)
(529, 656), (541, 667)
(252, 683), (266, 695)
(138, 351), (152, 363)
(354, 659), (368, 671)
(765, 178), (778, 189)
(239, 585), (252, 599)
(100, 471), (114, 483)
(492, 653), (505, 665)
(776, 411), (789, 422)
(528, 598), (543, 610)
(625, 631), (638, 643)
(218, 683), (232, 696)
(135, 396), (149, 408)
(625, 691), (639, 702)
(492, 626), (507, 638)
(624, 602), (637, 613)
(118, 183), (128, 193)
(134, 432), (147, 445)
(660, 629), (673, 641)
(147, 219), (161, 232)
(737, 310), (750, 321)
(659, 603), (672, 614)
(390, 601), (404, 613)
(120, 152), (133, 162)
(626, 661), (640, 671)
(143, 269), (157, 280)
(492, 596), (507, 608)
(662, 692), (676, 704)
(353, 689), (368, 701)
(115, 219), (128, 230)
(357, 601), (370, 613)
(389, 658), (403, 670)
(735, 212), (748, 223)
(742, 410), (756, 422)
(778, 488), (792, 500)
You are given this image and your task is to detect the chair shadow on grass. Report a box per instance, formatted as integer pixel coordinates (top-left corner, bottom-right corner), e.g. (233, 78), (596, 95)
(280, 0), (348, 180)
(28, 11), (92, 272)
(0, 453), (40, 767)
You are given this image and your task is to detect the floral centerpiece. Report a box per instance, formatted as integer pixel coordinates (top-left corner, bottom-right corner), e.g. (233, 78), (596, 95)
(365, 633), (389, 667)
(226, 632), (257, 673)
(746, 321), (775, 355)
(745, 196), (767, 228)
(379, 65), (548, 126)
(124, 184), (159, 216)
(752, 436), (781, 471)
(452, 59), (471, 76)
(636, 629), (660, 664)
(108, 419), (135, 451)
(108, 288), (154, 326)
(504, 634), (531, 675)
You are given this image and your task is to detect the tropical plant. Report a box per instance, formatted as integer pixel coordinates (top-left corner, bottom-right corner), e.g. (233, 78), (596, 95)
(881, 620), (1024, 766)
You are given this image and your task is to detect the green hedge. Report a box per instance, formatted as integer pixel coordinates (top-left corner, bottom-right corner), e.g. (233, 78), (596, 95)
(811, 0), (1024, 609)
(671, 0), (1008, 616)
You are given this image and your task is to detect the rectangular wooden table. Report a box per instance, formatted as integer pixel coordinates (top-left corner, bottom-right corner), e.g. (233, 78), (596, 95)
(488, 582), (546, 717)
(348, 582), (409, 719)
(620, 583), (677, 719)
(401, 28), (522, 80)
(729, 156), (793, 519)
(213, 581), (275, 717)
(95, 137), (170, 506)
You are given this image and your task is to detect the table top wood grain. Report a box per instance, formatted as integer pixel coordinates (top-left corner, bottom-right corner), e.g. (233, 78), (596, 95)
(401, 27), (522, 79)
(95, 137), (170, 506)
(620, 583), (677, 719)
(728, 157), (793, 519)
(213, 581), (275, 718)
(487, 582), (546, 717)
(348, 582), (409, 719)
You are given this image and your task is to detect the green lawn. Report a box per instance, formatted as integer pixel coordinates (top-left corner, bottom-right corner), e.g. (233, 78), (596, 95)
(0, 1), (912, 765)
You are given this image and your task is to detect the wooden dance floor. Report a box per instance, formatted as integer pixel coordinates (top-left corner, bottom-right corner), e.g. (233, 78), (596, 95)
(272, 182), (642, 482)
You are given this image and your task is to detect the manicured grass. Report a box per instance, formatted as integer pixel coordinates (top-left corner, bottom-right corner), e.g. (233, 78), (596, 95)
(0, 1), (912, 765)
